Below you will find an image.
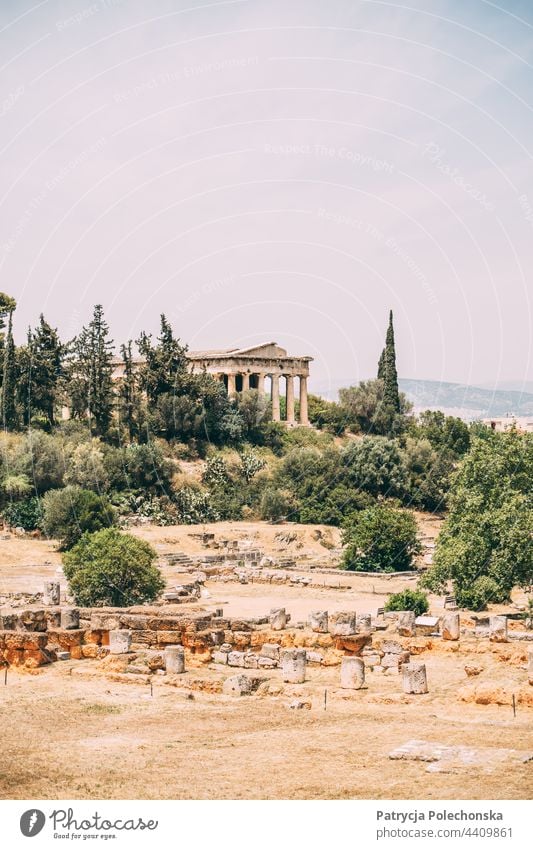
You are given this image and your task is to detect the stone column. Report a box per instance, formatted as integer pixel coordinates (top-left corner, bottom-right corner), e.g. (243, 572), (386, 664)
(402, 662), (428, 694)
(281, 648), (306, 683)
(242, 372), (250, 391)
(109, 630), (132, 655)
(489, 615), (508, 642)
(165, 645), (185, 674)
(340, 656), (365, 689)
(286, 375), (295, 423)
(441, 613), (460, 641)
(227, 373), (236, 395)
(257, 373), (265, 395)
(43, 581), (60, 606)
(299, 375), (309, 425)
(308, 610), (328, 633)
(269, 607), (287, 630)
(271, 374), (280, 421)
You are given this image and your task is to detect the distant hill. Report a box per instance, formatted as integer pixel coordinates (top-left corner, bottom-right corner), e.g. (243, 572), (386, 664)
(399, 379), (533, 419)
(311, 377), (533, 419)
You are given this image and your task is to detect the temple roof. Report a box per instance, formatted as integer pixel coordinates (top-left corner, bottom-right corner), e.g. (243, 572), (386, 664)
(188, 342), (311, 360)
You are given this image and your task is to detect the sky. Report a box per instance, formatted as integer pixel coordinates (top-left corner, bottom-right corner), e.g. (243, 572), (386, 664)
(0, 0), (532, 396)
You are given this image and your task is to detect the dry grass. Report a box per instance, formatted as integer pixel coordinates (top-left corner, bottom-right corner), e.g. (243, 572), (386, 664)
(1, 646), (531, 800)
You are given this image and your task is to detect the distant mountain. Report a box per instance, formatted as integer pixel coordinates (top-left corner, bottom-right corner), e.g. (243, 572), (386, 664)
(399, 379), (533, 419)
(310, 377), (533, 419)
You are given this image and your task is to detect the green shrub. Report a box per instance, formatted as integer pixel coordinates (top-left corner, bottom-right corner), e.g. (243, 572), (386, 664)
(342, 505), (421, 572)
(456, 576), (503, 611)
(41, 485), (115, 549)
(385, 589), (429, 616)
(63, 528), (164, 607)
(2, 496), (43, 531)
(173, 486), (219, 524)
(260, 487), (290, 522)
(106, 442), (174, 493)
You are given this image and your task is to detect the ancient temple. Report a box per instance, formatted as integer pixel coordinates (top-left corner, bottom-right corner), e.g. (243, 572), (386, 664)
(111, 342), (312, 425)
(188, 342), (312, 425)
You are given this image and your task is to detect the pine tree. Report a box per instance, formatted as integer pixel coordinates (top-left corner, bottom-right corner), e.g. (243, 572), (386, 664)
(118, 341), (141, 440)
(1, 309), (17, 430)
(66, 305), (115, 436)
(137, 314), (189, 404)
(18, 315), (63, 427)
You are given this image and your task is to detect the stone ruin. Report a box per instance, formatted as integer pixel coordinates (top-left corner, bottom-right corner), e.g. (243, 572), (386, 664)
(1, 582), (532, 704)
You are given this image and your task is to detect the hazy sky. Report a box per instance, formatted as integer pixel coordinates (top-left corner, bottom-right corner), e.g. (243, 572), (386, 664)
(0, 0), (532, 394)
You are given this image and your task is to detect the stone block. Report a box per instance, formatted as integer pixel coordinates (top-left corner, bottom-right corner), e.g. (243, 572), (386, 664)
(212, 650), (229, 665)
(308, 610), (328, 633)
(330, 611), (357, 636)
(398, 611), (416, 637)
(305, 650), (323, 665)
(109, 630), (132, 655)
(244, 654), (259, 669)
(57, 651), (71, 661)
(441, 613), (460, 641)
(281, 648), (306, 683)
(228, 651), (246, 667)
(382, 651), (410, 669)
(340, 656), (365, 689)
(415, 615), (439, 635)
(156, 630), (184, 646)
(362, 653), (382, 668)
(260, 643), (280, 661)
(269, 608), (287, 631)
(357, 613), (372, 631)
(43, 581), (60, 606)
(402, 662), (428, 694)
(91, 613), (120, 631)
(223, 674), (253, 696)
(61, 608), (80, 630)
(489, 616), (508, 643)
(258, 656), (277, 669)
(381, 640), (403, 654)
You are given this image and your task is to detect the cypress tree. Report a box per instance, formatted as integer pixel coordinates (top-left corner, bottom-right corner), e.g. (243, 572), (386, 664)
(1, 309), (17, 430)
(382, 310), (400, 413)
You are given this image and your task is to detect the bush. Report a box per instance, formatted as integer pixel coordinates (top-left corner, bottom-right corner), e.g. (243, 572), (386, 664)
(456, 576), (503, 611)
(106, 442), (174, 493)
(385, 589), (429, 616)
(64, 440), (109, 492)
(342, 505), (421, 572)
(63, 528), (164, 607)
(173, 486), (219, 524)
(2, 496), (43, 531)
(260, 487), (290, 522)
(41, 486), (115, 549)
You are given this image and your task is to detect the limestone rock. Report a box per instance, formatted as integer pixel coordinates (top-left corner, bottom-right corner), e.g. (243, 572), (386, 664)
(442, 613), (460, 641)
(308, 610), (328, 633)
(223, 674), (253, 696)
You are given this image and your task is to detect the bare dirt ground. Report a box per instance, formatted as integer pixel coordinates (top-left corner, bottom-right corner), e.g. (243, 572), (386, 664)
(0, 641), (531, 801)
(1, 519), (531, 801)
